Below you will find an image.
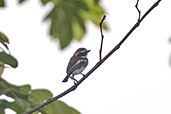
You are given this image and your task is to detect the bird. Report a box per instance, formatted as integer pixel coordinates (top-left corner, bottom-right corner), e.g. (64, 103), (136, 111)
(62, 48), (90, 83)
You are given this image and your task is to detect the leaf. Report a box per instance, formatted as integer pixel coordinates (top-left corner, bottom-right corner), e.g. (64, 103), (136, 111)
(10, 98), (31, 113)
(58, 10), (73, 49)
(0, 108), (5, 114)
(0, 99), (10, 114)
(44, 0), (107, 49)
(0, 78), (80, 114)
(0, 51), (18, 68)
(41, 100), (80, 114)
(93, 0), (100, 4)
(81, 1), (108, 30)
(41, 0), (50, 5)
(0, 78), (31, 99)
(18, 0), (26, 4)
(72, 21), (85, 41)
(0, 0), (5, 7)
(28, 89), (53, 105)
(0, 79), (45, 114)
(75, 0), (89, 11)
(0, 32), (9, 43)
(0, 32), (9, 50)
(72, 11), (86, 41)
(0, 78), (12, 95)
(18, 85), (31, 94)
(12, 84), (31, 98)
(46, 5), (73, 49)
(0, 99), (10, 108)
(0, 62), (4, 77)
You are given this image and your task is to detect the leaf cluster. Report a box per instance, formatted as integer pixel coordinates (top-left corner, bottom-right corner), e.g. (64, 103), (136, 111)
(0, 0), (107, 49)
(0, 32), (80, 114)
(43, 0), (107, 48)
(0, 32), (18, 76)
(0, 78), (80, 114)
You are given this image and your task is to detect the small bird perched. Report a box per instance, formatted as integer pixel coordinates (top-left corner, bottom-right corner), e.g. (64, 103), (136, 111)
(62, 48), (90, 83)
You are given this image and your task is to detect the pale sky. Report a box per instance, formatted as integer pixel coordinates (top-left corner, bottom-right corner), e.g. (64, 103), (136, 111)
(1, 0), (171, 114)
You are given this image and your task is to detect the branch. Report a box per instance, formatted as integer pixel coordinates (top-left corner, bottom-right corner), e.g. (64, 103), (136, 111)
(22, 0), (162, 114)
(99, 15), (106, 61)
(135, 0), (141, 21)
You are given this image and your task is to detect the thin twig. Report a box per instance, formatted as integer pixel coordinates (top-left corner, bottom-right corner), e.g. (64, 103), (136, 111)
(99, 15), (106, 61)
(135, 0), (141, 21)
(22, 0), (162, 114)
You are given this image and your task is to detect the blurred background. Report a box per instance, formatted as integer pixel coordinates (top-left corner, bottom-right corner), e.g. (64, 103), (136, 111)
(0, 0), (171, 114)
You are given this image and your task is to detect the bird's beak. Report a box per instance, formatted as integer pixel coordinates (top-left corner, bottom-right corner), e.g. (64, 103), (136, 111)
(87, 50), (91, 53)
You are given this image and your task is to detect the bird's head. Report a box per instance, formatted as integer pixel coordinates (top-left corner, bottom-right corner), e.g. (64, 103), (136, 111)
(74, 48), (90, 57)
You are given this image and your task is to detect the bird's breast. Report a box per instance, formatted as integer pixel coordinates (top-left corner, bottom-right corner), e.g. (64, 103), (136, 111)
(72, 66), (85, 75)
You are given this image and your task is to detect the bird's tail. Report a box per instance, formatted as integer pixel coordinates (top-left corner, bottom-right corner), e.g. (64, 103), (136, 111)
(62, 73), (72, 82)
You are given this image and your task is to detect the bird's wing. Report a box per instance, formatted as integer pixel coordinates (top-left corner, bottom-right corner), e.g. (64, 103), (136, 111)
(66, 56), (77, 74)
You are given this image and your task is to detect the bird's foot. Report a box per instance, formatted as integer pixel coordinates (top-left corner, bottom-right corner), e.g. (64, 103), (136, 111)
(70, 77), (78, 84)
(80, 73), (86, 77)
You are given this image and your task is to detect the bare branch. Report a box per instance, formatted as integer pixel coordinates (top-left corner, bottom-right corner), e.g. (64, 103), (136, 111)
(99, 15), (106, 61)
(22, 0), (162, 114)
(135, 0), (141, 21)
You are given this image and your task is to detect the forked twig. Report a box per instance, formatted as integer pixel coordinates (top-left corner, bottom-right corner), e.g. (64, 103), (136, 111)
(135, 0), (141, 21)
(99, 15), (106, 61)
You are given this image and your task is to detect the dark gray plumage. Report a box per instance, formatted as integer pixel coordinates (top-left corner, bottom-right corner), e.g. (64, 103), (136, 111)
(62, 48), (90, 82)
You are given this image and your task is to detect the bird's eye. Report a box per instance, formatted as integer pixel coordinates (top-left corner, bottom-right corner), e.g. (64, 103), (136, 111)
(78, 52), (87, 56)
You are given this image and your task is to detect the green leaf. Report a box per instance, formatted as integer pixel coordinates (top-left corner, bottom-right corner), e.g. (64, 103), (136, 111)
(0, 78), (30, 99)
(28, 89), (53, 105)
(81, 1), (108, 30)
(0, 108), (5, 114)
(18, 0), (26, 4)
(0, 32), (9, 43)
(0, 99), (10, 114)
(0, 51), (18, 68)
(72, 21), (85, 41)
(75, 1), (89, 11)
(0, 62), (4, 77)
(0, 0), (5, 7)
(0, 88), (8, 96)
(44, 0), (107, 49)
(71, 11), (86, 41)
(46, 5), (73, 49)
(18, 85), (31, 94)
(93, 0), (100, 4)
(0, 32), (9, 50)
(42, 100), (80, 114)
(41, 0), (50, 5)
(0, 78), (12, 95)
(0, 99), (10, 108)
(0, 78), (80, 114)
(12, 84), (31, 98)
(10, 98), (31, 113)
(58, 11), (73, 49)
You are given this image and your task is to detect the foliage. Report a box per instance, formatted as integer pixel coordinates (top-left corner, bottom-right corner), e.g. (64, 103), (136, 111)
(0, 0), (107, 49)
(43, 0), (107, 49)
(0, 0), (26, 6)
(0, 78), (80, 114)
(0, 32), (80, 114)
(0, 32), (18, 76)
(0, 0), (107, 112)
(0, 0), (5, 7)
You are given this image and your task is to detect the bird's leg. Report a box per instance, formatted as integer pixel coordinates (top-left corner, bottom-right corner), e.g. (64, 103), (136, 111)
(70, 75), (78, 84)
(80, 73), (86, 77)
